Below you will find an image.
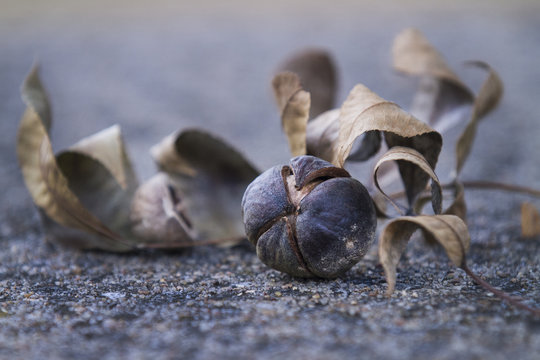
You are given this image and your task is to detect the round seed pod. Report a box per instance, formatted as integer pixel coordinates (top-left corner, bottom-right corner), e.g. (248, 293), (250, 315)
(241, 155), (376, 278)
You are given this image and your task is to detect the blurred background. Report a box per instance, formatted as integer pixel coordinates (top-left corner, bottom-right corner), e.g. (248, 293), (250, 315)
(2, 0), (540, 229)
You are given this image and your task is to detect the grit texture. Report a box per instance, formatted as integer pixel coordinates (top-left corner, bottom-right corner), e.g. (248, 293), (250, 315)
(1, 1), (539, 359)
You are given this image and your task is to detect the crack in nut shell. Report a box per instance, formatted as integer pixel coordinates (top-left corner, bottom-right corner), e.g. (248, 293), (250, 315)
(242, 155), (377, 278)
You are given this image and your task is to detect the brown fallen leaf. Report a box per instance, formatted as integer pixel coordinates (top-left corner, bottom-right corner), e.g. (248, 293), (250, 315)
(393, 28), (467, 87)
(392, 29), (503, 178)
(277, 48), (337, 119)
(18, 66), (256, 251)
(306, 108), (383, 164)
(17, 69), (132, 251)
(443, 181), (467, 220)
(392, 28), (474, 130)
(334, 84), (442, 208)
(455, 62), (503, 176)
(21, 64), (52, 131)
(130, 173), (196, 244)
(55, 125), (139, 243)
(305, 109), (340, 162)
(373, 146), (442, 215)
(521, 202), (540, 238)
(379, 214), (470, 295)
(148, 129), (259, 243)
(272, 72), (311, 156)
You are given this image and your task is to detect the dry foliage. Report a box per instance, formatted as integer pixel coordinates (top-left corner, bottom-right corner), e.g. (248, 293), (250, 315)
(18, 66), (258, 251)
(271, 28), (539, 314)
(17, 28), (539, 314)
(521, 202), (540, 238)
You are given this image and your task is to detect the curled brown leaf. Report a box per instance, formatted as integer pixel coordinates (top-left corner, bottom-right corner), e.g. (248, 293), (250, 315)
(379, 214), (470, 295)
(56, 125), (139, 245)
(305, 109), (340, 162)
(149, 129), (259, 243)
(393, 28), (467, 87)
(334, 84), (442, 207)
(17, 100), (131, 251)
(21, 64), (52, 132)
(272, 72), (310, 156)
(64, 125), (138, 190)
(455, 62), (503, 176)
(521, 202), (540, 238)
(392, 28), (474, 130)
(443, 181), (467, 220)
(277, 48), (337, 119)
(130, 173), (196, 244)
(374, 146), (442, 215)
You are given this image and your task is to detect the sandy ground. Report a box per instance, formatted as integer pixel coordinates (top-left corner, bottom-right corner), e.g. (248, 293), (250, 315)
(1, 1), (540, 359)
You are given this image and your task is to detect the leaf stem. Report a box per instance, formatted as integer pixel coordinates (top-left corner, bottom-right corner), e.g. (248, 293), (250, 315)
(387, 180), (540, 199)
(453, 180), (540, 197)
(461, 263), (540, 316)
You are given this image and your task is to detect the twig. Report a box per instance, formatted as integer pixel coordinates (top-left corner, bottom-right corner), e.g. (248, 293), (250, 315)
(387, 180), (540, 199)
(462, 263), (540, 316)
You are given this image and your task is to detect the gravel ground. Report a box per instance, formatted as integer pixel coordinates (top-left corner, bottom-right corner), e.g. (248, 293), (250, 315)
(1, 1), (540, 359)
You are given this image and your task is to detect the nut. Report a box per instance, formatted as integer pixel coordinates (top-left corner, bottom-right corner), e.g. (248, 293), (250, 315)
(241, 155), (376, 278)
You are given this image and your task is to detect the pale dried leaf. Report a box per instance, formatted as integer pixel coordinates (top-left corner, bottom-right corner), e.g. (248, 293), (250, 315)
(278, 49), (337, 118)
(393, 28), (468, 88)
(151, 129), (259, 243)
(21, 64), (52, 132)
(455, 62), (504, 176)
(379, 215), (470, 294)
(150, 131), (196, 176)
(373, 146), (442, 215)
(272, 72), (310, 156)
(130, 173), (196, 244)
(521, 202), (540, 238)
(306, 109), (339, 162)
(306, 109), (381, 163)
(56, 127), (139, 244)
(17, 67), (138, 251)
(335, 84), (442, 207)
(66, 125), (137, 190)
(17, 107), (130, 251)
(444, 182), (467, 220)
(392, 28), (474, 133)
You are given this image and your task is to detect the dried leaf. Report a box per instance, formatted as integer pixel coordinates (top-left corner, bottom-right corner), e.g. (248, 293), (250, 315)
(54, 126), (139, 245)
(130, 173), (196, 244)
(392, 28), (473, 130)
(272, 72), (311, 156)
(373, 146), (442, 215)
(306, 109), (382, 164)
(455, 62), (503, 176)
(277, 49), (337, 118)
(65, 125), (138, 190)
(17, 97), (131, 251)
(150, 129), (259, 242)
(444, 182), (467, 220)
(150, 131), (196, 177)
(521, 202), (540, 238)
(379, 215), (470, 294)
(392, 29), (502, 177)
(410, 78), (473, 133)
(393, 28), (466, 86)
(334, 84), (442, 208)
(21, 64), (52, 132)
(305, 109), (339, 162)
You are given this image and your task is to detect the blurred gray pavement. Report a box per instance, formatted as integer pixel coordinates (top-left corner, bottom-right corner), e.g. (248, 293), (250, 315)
(1, 1), (540, 359)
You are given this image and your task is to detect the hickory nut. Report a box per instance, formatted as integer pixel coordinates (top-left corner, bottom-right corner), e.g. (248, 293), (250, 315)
(241, 155), (376, 278)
